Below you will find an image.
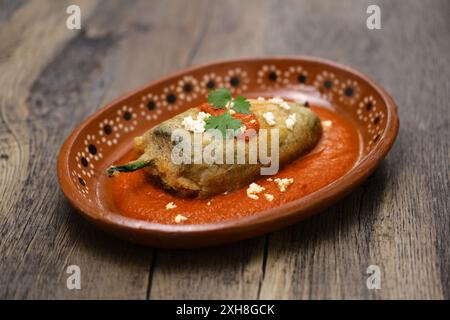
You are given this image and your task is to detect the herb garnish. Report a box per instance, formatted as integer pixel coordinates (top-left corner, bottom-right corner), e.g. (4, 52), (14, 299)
(204, 110), (243, 137)
(207, 88), (251, 114)
(204, 88), (252, 137)
(207, 88), (232, 108)
(232, 95), (251, 114)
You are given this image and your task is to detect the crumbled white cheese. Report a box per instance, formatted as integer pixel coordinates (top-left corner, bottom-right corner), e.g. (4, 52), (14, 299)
(263, 112), (277, 126)
(250, 119), (257, 124)
(286, 113), (297, 130)
(181, 116), (195, 131)
(268, 97), (284, 104)
(181, 116), (204, 133)
(257, 97), (266, 102)
(182, 112), (211, 133)
(247, 182), (265, 200)
(207, 201), (211, 206)
(166, 202), (177, 210)
(197, 111), (211, 121)
(322, 120), (332, 128)
(264, 193), (274, 202)
(266, 178), (273, 182)
(274, 178), (294, 192)
(229, 109), (236, 115)
(268, 96), (290, 110)
(279, 101), (291, 110)
(174, 214), (187, 223)
(248, 182), (265, 193)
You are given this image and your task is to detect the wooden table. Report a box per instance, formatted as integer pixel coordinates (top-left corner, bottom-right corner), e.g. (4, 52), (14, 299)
(1, 0), (449, 299)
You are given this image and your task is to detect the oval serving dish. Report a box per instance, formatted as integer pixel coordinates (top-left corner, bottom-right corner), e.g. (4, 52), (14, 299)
(57, 57), (399, 248)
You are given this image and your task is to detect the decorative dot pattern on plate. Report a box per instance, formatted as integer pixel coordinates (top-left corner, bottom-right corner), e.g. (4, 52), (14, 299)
(313, 70), (340, 101)
(177, 75), (200, 102)
(83, 134), (103, 162)
(199, 73), (224, 94)
(224, 67), (249, 93)
(338, 79), (361, 105)
(283, 65), (309, 88)
(257, 64), (283, 89)
(116, 105), (138, 134)
(140, 92), (162, 121)
(162, 84), (179, 111)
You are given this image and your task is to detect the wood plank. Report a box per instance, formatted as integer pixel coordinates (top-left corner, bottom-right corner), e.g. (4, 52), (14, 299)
(259, 0), (449, 299)
(0, 0), (27, 24)
(0, 0), (207, 299)
(148, 0), (272, 300)
(0, 0), (448, 299)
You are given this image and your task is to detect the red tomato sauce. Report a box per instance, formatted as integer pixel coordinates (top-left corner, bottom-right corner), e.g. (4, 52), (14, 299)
(106, 106), (361, 224)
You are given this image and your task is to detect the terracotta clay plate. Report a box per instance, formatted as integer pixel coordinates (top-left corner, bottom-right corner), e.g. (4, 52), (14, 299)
(57, 57), (399, 248)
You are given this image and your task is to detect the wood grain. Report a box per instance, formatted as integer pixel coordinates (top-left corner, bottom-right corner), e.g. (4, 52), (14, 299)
(0, 0), (448, 299)
(149, 0), (271, 300)
(258, 0), (450, 300)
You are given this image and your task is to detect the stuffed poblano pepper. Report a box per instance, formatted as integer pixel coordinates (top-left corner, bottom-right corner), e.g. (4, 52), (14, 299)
(107, 89), (322, 198)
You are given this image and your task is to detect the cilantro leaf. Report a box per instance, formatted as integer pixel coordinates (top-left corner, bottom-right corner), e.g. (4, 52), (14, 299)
(204, 110), (243, 137)
(207, 88), (232, 109)
(232, 96), (251, 114)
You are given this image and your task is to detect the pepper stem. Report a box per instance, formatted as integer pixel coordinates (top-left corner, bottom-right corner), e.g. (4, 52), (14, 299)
(106, 159), (153, 177)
